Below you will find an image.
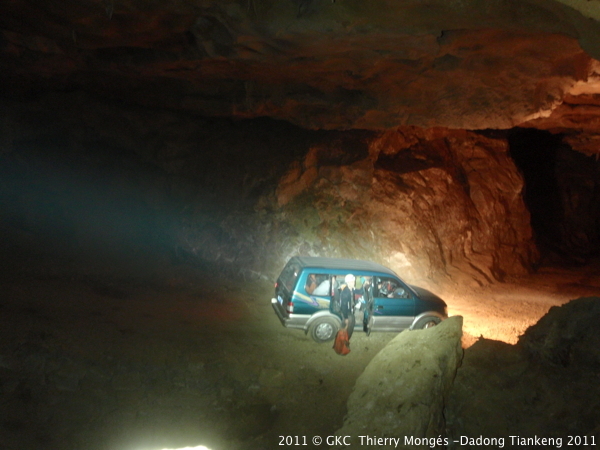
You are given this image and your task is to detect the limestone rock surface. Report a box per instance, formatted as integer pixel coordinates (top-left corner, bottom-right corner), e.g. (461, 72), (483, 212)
(273, 127), (538, 285)
(331, 316), (463, 450)
(1, 93), (544, 285)
(2, 0), (600, 148)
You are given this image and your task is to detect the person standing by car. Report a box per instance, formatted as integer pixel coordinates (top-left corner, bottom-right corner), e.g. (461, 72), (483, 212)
(340, 274), (356, 338)
(354, 276), (372, 310)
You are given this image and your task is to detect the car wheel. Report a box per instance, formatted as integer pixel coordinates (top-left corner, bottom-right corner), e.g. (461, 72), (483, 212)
(414, 316), (441, 330)
(309, 317), (339, 343)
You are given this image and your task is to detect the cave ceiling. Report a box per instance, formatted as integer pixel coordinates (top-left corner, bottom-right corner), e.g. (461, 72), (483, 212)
(2, 0), (600, 155)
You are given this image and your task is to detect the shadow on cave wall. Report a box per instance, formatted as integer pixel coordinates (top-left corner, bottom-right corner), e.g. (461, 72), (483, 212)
(508, 128), (600, 264)
(2, 91), (600, 283)
(0, 94), (377, 279)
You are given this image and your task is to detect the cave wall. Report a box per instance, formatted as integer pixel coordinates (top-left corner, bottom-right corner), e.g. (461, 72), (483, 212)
(554, 145), (600, 258)
(0, 93), (306, 263)
(373, 128), (538, 284)
(5, 90), (600, 288)
(273, 127), (538, 286)
(0, 93), (538, 287)
(3, 1), (600, 286)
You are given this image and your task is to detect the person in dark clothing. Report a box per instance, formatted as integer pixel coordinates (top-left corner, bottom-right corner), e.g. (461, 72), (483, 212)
(339, 274), (356, 339)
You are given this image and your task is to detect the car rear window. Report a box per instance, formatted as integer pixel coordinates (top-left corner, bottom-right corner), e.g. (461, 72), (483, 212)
(279, 261), (301, 292)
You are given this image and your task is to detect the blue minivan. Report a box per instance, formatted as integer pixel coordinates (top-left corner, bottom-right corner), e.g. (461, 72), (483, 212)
(271, 256), (448, 343)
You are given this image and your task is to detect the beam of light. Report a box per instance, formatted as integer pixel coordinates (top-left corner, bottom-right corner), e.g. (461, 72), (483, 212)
(145, 446), (213, 450)
(160, 447), (212, 450)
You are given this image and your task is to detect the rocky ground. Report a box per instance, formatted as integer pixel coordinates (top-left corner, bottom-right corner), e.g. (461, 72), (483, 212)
(1, 233), (599, 450)
(0, 236), (396, 450)
(448, 295), (600, 449)
(445, 261), (600, 347)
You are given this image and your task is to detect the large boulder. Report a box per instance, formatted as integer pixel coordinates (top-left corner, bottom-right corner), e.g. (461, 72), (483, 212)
(519, 296), (600, 368)
(331, 316), (463, 449)
(447, 297), (600, 447)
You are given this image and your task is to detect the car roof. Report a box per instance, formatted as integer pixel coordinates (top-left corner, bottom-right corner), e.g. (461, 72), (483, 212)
(290, 256), (398, 277)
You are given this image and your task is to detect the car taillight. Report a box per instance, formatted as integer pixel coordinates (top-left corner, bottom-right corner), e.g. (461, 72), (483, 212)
(286, 301), (294, 314)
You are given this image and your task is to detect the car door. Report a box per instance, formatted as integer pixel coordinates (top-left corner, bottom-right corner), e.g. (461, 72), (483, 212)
(368, 276), (415, 332)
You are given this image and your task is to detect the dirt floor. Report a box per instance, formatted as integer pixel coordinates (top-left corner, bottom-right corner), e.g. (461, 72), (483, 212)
(1, 235), (599, 450)
(446, 261), (600, 346)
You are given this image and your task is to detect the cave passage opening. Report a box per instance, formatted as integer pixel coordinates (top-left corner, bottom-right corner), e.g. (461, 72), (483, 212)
(508, 128), (563, 253)
(508, 128), (600, 263)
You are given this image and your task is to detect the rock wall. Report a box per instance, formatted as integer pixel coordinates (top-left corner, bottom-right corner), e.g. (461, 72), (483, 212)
(330, 316), (463, 450)
(4, 0), (600, 137)
(554, 147), (600, 259)
(274, 127), (538, 286)
(1, 93), (542, 285)
(508, 128), (600, 262)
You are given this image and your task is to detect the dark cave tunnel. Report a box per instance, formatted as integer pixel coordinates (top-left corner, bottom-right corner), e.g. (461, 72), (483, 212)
(507, 128), (600, 263)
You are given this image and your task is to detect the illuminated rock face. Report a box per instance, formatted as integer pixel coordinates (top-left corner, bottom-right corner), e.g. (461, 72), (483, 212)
(371, 128), (537, 284)
(3, 92), (598, 285)
(332, 316), (464, 446)
(274, 127), (537, 285)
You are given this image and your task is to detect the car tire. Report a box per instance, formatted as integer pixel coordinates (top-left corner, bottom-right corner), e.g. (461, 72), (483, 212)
(413, 316), (441, 330)
(309, 317), (339, 343)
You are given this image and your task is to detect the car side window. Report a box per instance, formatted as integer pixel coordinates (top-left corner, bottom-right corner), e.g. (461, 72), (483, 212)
(375, 277), (408, 298)
(310, 274), (334, 296)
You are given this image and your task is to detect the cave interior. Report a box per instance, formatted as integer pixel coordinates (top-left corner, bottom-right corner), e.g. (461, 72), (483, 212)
(2, 1), (600, 449)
